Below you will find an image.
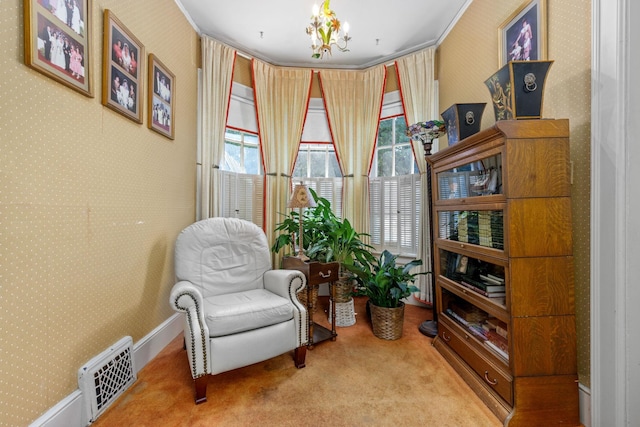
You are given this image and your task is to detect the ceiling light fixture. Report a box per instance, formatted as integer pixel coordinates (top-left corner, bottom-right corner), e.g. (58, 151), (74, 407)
(306, 1), (351, 59)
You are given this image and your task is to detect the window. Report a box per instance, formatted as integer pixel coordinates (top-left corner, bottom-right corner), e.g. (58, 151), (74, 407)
(369, 116), (421, 255)
(222, 129), (261, 174)
(292, 143), (343, 218)
(219, 128), (263, 227)
(371, 116), (418, 178)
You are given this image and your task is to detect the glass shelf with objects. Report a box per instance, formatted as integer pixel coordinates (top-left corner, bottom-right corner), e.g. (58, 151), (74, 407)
(435, 208), (505, 258)
(435, 150), (503, 202)
(439, 287), (510, 366)
(436, 247), (509, 317)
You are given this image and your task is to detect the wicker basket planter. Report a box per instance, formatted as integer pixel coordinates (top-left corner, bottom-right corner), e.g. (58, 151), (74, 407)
(329, 299), (357, 327)
(297, 286), (319, 316)
(370, 301), (405, 340)
(334, 276), (354, 303)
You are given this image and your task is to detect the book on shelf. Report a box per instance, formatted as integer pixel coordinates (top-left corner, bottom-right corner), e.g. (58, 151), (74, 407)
(445, 309), (489, 341)
(485, 340), (509, 361)
(485, 317), (500, 330)
(461, 276), (505, 292)
(487, 273), (505, 283)
(460, 280), (506, 298)
(479, 274), (505, 286)
(496, 324), (508, 339)
(487, 330), (508, 347)
(450, 301), (487, 323)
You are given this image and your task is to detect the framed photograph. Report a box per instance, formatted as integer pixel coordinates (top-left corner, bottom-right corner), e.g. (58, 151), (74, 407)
(24, 0), (93, 97)
(455, 255), (469, 275)
(102, 9), (144, 123)
(147, 54), (175, 139)
(498, 0), (547, 66)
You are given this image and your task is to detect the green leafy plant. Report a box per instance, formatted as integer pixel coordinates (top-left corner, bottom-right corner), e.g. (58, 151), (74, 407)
(307, 217), (375, 272)
(272, 189), (375, 273)
(271, 188), (334, 258)
(344, 250), (428, 308)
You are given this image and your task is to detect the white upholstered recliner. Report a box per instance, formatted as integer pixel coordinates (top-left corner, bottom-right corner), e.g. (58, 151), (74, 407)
(170, 217), (308, 404)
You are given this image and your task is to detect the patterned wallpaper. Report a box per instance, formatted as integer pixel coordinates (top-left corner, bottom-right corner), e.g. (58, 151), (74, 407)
(0, 1), (198, 425)
(438, 0), (591, 387)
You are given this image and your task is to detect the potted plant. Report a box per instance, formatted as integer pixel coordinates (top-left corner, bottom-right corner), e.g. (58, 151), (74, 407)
(271, 189), (335, 260)
(345, 250), (428, 340)
(307, 215), (375, 302)
(272, 189), (375, 316)
(272, 188), (374, 273)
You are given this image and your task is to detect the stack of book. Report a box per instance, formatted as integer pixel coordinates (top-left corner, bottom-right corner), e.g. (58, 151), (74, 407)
(444, 308), (488, 341)
(450, 300), (487, 323)
(460, 274), (506, 301)
(482, 317), (509, 361)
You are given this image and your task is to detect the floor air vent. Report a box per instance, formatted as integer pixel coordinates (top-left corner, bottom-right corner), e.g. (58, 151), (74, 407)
(78, 336), (136, 424)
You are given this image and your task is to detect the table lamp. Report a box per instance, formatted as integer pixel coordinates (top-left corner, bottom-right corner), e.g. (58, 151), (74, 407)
(287, 183), (316, 261)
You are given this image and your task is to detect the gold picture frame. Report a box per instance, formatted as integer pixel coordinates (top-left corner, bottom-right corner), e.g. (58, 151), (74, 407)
(24, 0), (93, 97)
(147, 54), (175, 139)
(102, 9), (144, 123)
(498, 0), (547, 67)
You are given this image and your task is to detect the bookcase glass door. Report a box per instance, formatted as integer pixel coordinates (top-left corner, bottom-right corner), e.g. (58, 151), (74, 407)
(436, 153), (502, 200)
(437, 209), (504, 250)
(439, 249), (506, 296)
(440, 287), (510, 364)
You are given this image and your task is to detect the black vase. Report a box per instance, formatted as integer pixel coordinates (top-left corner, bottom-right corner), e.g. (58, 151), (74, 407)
(484, 60), (554, 121)
(441, 103), (486, 145)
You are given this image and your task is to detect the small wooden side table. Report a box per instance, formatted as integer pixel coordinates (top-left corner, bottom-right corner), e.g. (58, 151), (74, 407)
(282, 257), (339, 349)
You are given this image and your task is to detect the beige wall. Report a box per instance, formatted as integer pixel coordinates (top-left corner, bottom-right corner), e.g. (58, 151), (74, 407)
(0, 1), (198, 424)
(438, 0), (591, 386)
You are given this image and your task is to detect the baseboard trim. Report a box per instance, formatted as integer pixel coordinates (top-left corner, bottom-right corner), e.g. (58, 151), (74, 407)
(579, 382), (591, 427)
(29, 313), (183, 427)
(132, 313), (184, 375)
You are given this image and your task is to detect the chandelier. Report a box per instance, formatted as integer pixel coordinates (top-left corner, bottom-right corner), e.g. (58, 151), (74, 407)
(306, 1), (351, 59)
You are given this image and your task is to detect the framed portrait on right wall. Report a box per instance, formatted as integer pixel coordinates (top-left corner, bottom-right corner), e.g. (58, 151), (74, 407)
(498, 0), (547, 66)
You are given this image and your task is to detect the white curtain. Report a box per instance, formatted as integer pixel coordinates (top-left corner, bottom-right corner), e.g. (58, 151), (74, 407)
(395, 47), (438, 304)
(200, 36), (236, 219)
(252, 60), (312, 268)
(319, 66), (386, 235)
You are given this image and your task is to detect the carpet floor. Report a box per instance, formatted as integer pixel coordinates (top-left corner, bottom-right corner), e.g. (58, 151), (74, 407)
(92, 296), (502, 426)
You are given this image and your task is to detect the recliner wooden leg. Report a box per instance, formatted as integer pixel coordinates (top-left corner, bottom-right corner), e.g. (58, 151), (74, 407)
(294, 346), (307, 369)
(194, 376), (208, 404)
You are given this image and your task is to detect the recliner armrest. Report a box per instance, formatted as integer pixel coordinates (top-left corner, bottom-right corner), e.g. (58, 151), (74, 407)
(170, 281), (210, 378)
(264, 270), (308, 346)
(170, 280), (204, 312)
(264, 269), (306, 299)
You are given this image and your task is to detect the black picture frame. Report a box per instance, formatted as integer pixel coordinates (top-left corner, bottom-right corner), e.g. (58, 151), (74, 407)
(498, 0), (547, 66)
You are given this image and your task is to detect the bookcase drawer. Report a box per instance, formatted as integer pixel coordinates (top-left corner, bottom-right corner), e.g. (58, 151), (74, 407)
(439, 322), (513, 405)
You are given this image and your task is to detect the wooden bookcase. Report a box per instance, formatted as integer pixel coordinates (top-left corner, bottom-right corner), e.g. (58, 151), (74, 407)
(427, 119), (580, 425)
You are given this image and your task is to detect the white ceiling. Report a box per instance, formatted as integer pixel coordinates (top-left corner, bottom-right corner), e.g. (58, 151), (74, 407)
(176, 0), (471, 69)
